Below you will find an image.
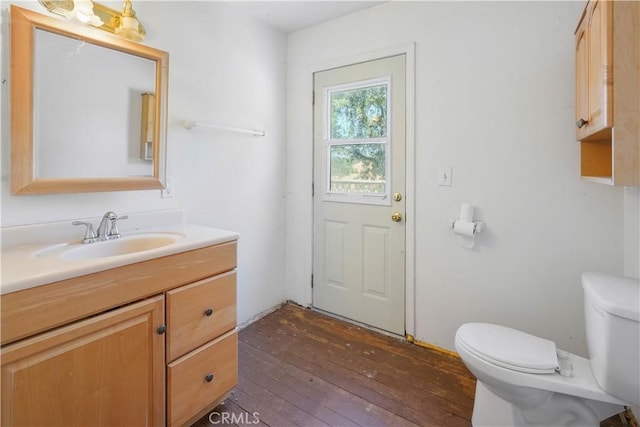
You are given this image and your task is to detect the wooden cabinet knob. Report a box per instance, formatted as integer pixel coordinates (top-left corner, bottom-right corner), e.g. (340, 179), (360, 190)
(156, 325), (166, 335)
(204, 308), (214, 317)
(205, 373), (214, 383)
(576, 118), (588, 128)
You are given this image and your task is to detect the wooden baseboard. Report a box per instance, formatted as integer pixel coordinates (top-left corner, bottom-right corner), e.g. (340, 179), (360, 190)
(237, 301), (287, 330)
(406, 334), (461, 359)
(624, 407), (639, 427)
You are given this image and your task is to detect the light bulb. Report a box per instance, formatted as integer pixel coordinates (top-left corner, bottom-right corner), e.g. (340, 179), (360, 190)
(115, 0), (144, 41)
(67, 0), (103, 27)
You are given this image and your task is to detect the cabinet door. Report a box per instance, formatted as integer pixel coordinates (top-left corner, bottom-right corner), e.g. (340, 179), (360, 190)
(1, 296), (165, 426)
(586, 0), (613, 137)
(575, 16), (590, 140)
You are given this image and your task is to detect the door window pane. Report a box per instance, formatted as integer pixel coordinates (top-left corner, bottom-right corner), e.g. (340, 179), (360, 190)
(330, 84), (387, 139)
(330, 144), (386, 194)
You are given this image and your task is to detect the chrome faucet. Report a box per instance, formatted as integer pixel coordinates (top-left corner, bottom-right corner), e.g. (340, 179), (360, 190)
(96, 211), (117, 239)
(73, 211), (129, 244)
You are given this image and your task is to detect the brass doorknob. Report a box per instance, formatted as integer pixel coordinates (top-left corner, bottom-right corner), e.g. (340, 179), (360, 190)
(391, 212), (402, 222)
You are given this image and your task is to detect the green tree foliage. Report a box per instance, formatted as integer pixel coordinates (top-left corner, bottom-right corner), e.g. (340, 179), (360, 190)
(331, 144), (386, 181)
(329, 84), (387, 185)
(330, 84), (387, 139)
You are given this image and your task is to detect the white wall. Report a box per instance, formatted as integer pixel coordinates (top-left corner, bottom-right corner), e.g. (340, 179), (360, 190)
(286, 1), (625, 356)
(624, 187), (640, 278)
(0, 1), (288, 325)
(143, 2), (289, 324)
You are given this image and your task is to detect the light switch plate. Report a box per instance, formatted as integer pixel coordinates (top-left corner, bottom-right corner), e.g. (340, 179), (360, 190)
(438, 167), (452, 186)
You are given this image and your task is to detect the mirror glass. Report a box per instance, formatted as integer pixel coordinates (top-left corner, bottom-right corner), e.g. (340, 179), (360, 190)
(34, 29), (156, 178)
(10, 5), (168, 194)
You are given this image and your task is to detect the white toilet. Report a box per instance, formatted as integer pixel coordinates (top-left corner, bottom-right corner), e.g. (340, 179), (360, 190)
(455, 272), (639, 427)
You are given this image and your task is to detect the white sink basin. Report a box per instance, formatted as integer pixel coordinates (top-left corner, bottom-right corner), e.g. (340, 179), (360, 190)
(61, 233), (184, 260)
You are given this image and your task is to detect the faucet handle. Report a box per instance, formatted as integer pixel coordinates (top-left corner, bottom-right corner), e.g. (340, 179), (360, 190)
(72, 221), (99, 244)
(107, 214), (129, 238)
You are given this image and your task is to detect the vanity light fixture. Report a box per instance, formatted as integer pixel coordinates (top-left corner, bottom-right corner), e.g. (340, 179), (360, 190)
(64, 0), (103, 27)
(38, 1), (146, 41)
(114, 0), (144, 42)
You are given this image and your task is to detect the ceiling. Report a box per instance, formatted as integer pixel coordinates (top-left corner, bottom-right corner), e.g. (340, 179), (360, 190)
(226, 1), (385, 33)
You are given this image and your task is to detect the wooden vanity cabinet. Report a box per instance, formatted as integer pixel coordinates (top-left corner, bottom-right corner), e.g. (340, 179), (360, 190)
(574, 0), (639, 185)
(0, 241), (238, 427)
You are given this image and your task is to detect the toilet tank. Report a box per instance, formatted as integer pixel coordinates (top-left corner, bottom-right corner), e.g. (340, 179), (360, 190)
(583, 272), (640, 406)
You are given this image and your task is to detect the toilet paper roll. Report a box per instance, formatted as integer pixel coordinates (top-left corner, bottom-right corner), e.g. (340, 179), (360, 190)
(455, 221), (476, 249)
(459, 204), (474, 223)
(453, 221), (476, 237)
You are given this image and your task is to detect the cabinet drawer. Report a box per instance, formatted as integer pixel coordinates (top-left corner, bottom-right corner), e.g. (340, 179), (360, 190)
(166, 271), (236, 361)
(167, 330), (238, 427)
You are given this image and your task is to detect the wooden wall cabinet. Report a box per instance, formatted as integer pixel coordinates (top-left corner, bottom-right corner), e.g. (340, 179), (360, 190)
(575, 0), (639, 185)
(0, 241), (238, 427)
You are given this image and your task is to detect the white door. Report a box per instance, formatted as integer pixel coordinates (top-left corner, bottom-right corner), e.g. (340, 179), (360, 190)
(313, 55), (406, 336)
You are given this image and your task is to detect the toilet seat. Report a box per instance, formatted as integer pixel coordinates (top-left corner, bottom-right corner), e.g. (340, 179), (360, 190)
(456, 323), (559, 374)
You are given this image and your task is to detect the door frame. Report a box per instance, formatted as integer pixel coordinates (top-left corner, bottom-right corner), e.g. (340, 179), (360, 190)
(309, 43), (416, 337)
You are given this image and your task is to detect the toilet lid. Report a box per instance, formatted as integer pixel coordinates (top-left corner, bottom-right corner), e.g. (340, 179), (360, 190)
(457, 323), (559, 374)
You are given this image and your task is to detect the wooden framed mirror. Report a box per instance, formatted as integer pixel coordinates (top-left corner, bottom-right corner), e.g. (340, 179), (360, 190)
(10, 5), (168, 195)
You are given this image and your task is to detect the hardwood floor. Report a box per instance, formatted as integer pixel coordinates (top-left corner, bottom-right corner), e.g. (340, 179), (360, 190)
(192, 303), (633, 427)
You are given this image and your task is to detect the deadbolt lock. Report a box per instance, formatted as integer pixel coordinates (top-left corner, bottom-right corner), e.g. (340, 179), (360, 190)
(393, 192), (402, 202)
(391, 212), (403, 222)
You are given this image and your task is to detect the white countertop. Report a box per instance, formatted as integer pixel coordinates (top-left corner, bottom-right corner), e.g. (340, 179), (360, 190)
(1, 224), (239, 295)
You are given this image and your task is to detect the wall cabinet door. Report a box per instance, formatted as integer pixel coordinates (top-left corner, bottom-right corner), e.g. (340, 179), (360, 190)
(575, 0), (612, 140)
(1, 296), (165, 426)
(586, 0), (613, 135)
(575, 14), (589, 140)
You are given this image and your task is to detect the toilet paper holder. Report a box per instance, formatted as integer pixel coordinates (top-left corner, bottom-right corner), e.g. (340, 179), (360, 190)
(449, 203), (485, 236)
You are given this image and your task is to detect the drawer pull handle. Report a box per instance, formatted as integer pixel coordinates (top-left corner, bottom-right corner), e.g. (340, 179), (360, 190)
(205, 373), (214, 383)
(156, 325), (167, 335)
(204, 308), (214, 317)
